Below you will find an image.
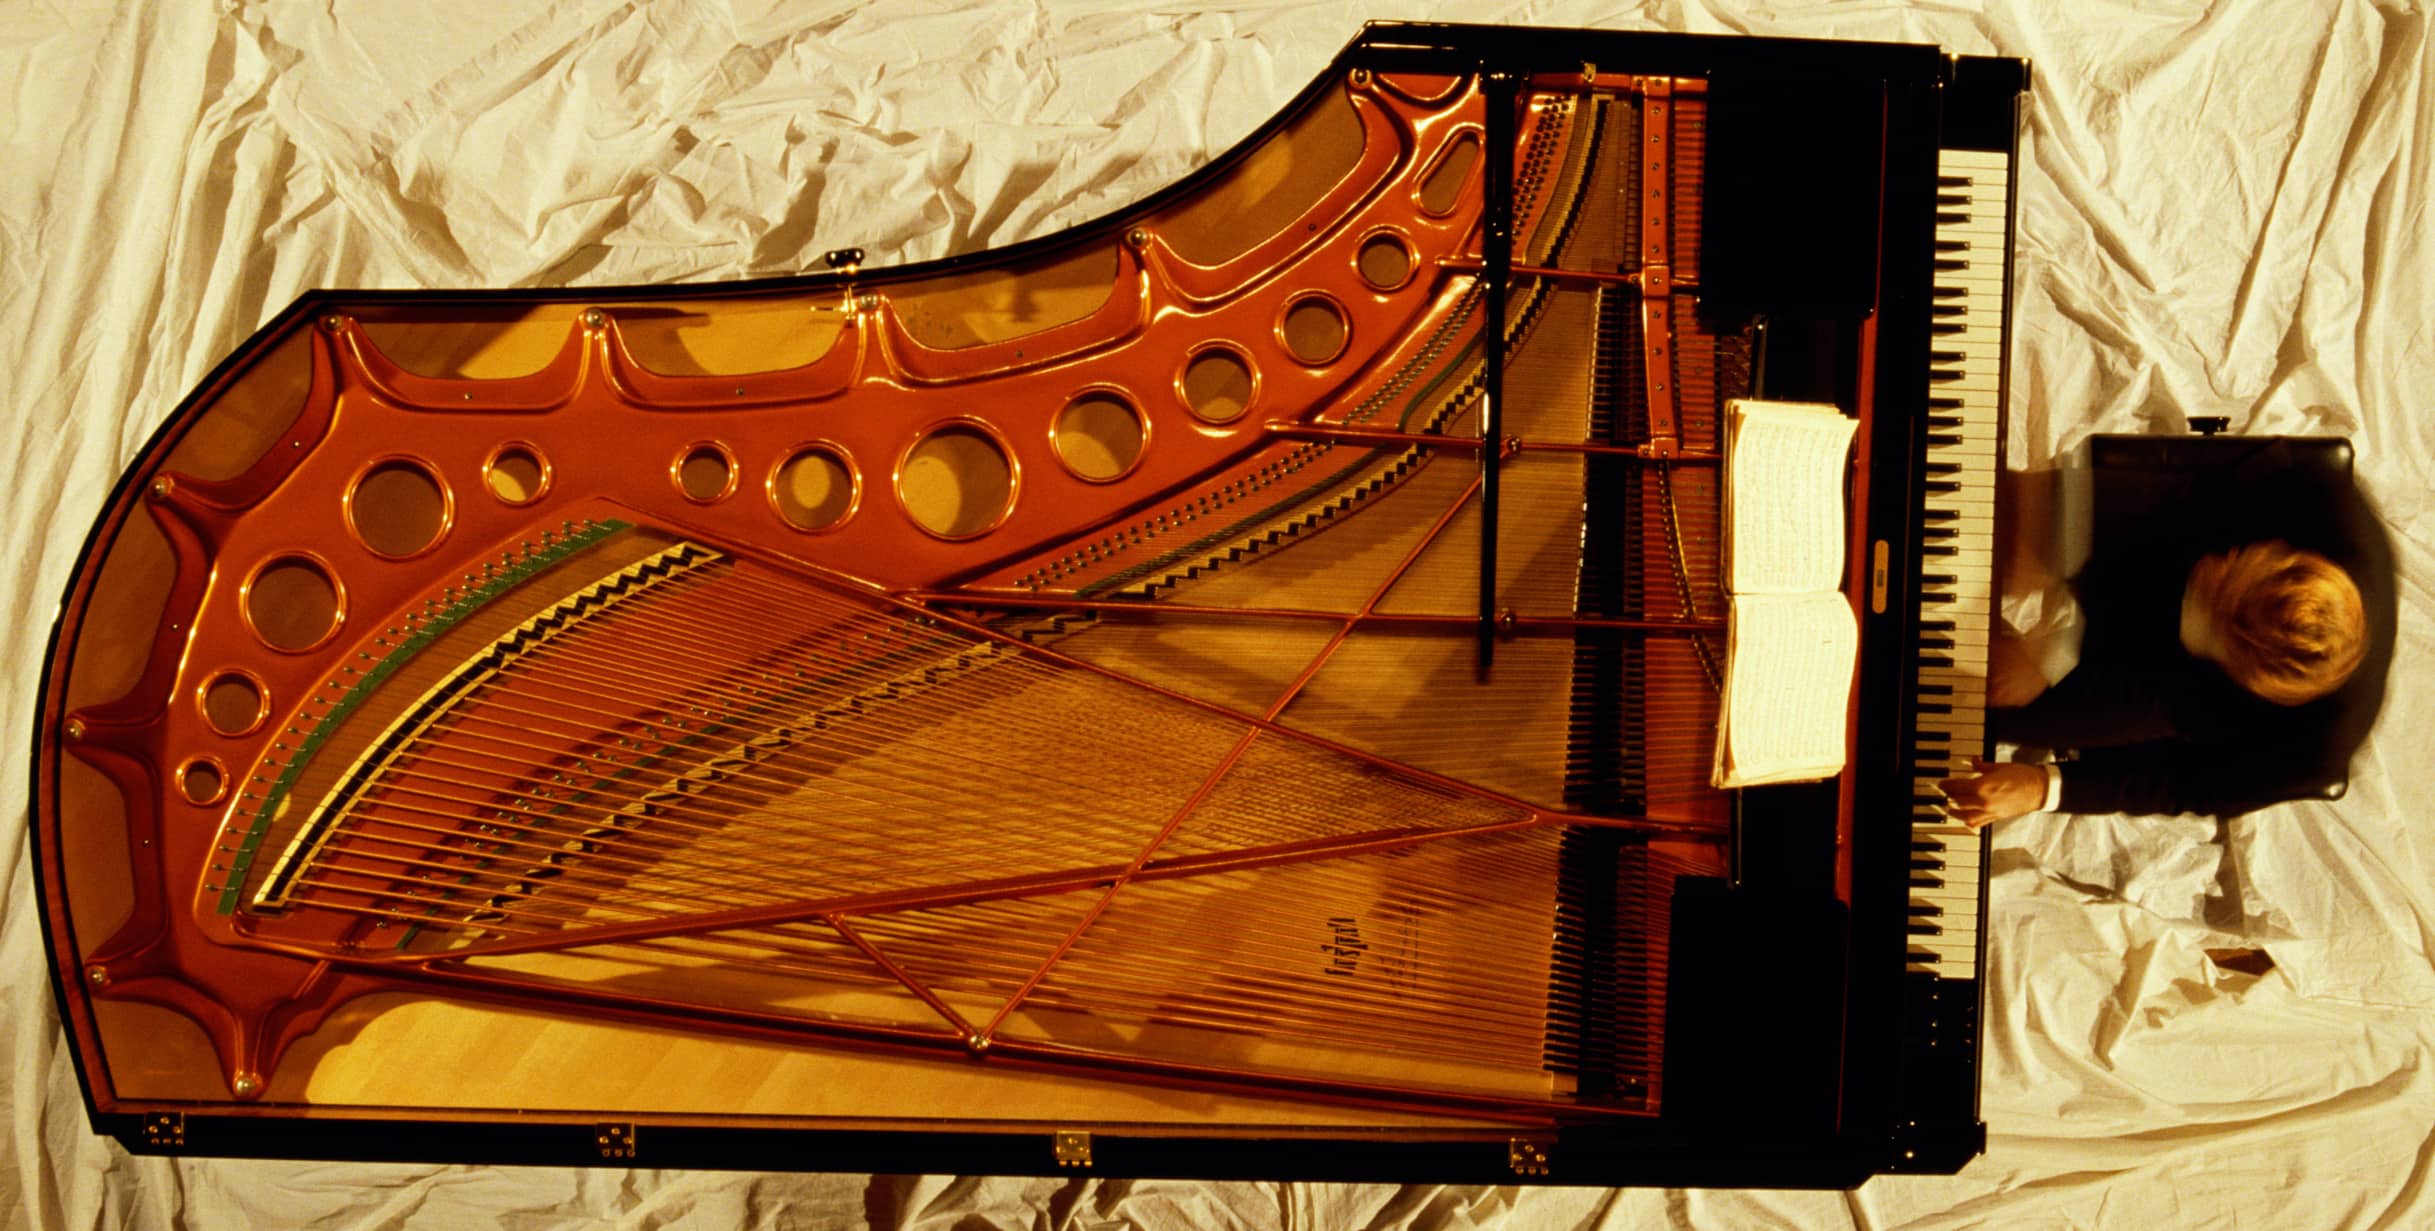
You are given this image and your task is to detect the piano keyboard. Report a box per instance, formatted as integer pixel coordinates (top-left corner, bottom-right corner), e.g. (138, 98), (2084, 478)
(1907, 146), (2011, 976)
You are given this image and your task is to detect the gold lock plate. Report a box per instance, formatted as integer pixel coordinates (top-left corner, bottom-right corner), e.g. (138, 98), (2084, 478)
(595, 1122), (637, 1161)
(1508, 1136), (1553, 1177)
(141, 1112), (186, 1150)
(1052, 1129), (1093, 1168)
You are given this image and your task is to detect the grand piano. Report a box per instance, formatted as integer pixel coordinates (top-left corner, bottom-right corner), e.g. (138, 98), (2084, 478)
(31, 22), (2023, 1185)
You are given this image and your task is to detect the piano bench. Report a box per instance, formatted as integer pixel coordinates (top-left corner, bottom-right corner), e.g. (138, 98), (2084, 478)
(2069, 432), (2390, 806)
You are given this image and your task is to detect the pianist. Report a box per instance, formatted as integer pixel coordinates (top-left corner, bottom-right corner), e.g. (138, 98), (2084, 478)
(1937, 539), (2382, 826)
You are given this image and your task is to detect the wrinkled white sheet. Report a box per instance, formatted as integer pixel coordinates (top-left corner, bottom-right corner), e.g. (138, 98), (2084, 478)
(4, 2), (2430, 1227)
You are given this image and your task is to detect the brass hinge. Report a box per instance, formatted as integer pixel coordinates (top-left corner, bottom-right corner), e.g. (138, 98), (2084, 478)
(1508, 1135), (1553, 1177)
(1052, 1129), (1093, 1169)
(594, 1122), (637, 1161)
(141, 1112), (186, 1150)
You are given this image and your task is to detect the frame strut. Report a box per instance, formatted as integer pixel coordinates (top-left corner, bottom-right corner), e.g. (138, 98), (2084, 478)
(1476, 67), (1522, 678)
(1637, 75), (1681, 460)
(903, 590), (1726, 635)
(1263, 422), (1720, 461)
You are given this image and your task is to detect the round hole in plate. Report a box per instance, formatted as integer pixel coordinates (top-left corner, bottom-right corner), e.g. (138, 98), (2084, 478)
(245, 556), (341, 652)
(1281, 294), (1349, 366)
(1181, 347), (1256, 424)
(1053, 392), (1145, 481)
(346, 458), (450, 557)
(771, 445), (858, 531)
(178, 758), (227, 806)
(485, 443), (550, 505)
(676, 443), (736, 503)
(200, 671), (267, 737)
(899, 424), (1015, 539)
(1357, 231), (1414, 291)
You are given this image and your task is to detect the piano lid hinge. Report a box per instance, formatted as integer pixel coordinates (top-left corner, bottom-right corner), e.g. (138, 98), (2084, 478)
(819, 248), (871, 318)
(141, 1111), (186, 1151)
(1052, 1129), (1094, 1169)
(594, 1121), (638, 1161)
(1508, 1135), (1554, 1177)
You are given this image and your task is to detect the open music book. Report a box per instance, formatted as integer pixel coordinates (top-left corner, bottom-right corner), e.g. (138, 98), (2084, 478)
(1712, 399), (1860, 787)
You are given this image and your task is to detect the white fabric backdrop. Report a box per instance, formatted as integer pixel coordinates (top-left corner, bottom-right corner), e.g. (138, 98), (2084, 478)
(3, 2), (2430, 1227)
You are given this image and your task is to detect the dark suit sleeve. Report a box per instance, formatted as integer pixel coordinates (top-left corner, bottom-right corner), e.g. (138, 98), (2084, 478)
(2055, 733), (2328, 817)
(1999, 667), (2279, 816)
(2026, 667), (2363, 816)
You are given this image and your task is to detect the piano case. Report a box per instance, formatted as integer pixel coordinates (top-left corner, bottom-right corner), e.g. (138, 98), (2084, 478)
(31, 22), (2024, 1186)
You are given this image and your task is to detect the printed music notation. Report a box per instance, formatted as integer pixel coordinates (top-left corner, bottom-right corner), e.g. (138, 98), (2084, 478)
(1712, 400), (1859, 787)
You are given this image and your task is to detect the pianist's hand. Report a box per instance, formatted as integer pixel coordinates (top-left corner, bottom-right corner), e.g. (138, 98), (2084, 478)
(1937, 759), (2046, 828)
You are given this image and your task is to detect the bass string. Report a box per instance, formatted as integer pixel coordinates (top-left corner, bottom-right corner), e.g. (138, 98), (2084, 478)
(361, 663), (1197, 866)
(312, 548), (1562, 880)
(453, 563), (1238, 810)
(470, 627), (1228, 832)
(936, 889), (1560, 1062)
(359, 684), (1222, 907)
(292, 698), (1553, 946)
(585, 925), (1549, 1081)
(610, 848), (1566, 1070)
(606, 810), (1555, 1065)
(296, 851), (1584, 1082)
(306, 568), (1209, 857)
(295, 708), (1548, 948)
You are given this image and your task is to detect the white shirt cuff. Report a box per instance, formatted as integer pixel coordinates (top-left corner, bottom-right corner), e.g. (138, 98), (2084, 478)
(2040, 763), (2065, 812)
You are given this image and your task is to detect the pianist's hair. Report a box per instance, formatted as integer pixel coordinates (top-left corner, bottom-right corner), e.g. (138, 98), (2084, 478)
(2193, 540), (2367, 705)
